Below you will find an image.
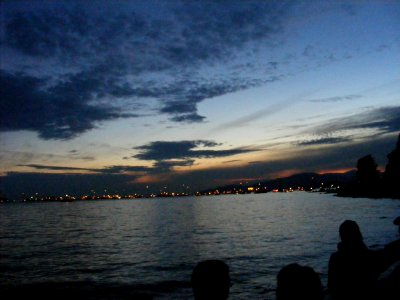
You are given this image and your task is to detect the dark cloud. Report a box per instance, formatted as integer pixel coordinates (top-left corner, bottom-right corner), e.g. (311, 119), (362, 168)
(309, 95), (362, 103)
(0, 70), (136, 139)
(152, 159), (195, 173)
(297, 137), (351, 146)
(171, 113), (206, 123)
(101, 165), (151, 174)
(0, 1), (294, 138)
(18, 164), (90, 171)
(172, 1), (290, 60)
(18, 164), (150, 174)
(158, 77), (267, 122)
(314, 106), (400, 135)
(3, 8), (151, 65)
(134, 140), (254, 161)
(3, 2), (290, 66)
(17, 161), (194, 176)
(223, 160), (241, 164)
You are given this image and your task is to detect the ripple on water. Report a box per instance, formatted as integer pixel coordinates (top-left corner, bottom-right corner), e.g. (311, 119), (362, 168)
(1, 193), (398, 299)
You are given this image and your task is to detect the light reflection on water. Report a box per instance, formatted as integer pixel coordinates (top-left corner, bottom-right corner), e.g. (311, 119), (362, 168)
(1, 192), (399, 299)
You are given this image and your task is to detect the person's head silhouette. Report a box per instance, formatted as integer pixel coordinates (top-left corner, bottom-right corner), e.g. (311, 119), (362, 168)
(191, 260), (230, 300)
(339, 220), (363, 245)
(276, 263), (323, 300)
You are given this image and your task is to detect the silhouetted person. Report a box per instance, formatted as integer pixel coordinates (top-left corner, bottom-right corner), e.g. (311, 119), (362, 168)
(191, 260), (230, 300)
(328, 220), (400, 300)
(339, 155), (382, 198)
(357, 155), (379, 184)
(276, 263), (323, 300)
(394, 216), (400, 234)
(356, 154), (381, 197)
(384, 133), (400, 197)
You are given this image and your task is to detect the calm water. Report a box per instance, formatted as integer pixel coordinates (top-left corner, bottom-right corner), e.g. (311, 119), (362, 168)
(1, 192), (399, 299)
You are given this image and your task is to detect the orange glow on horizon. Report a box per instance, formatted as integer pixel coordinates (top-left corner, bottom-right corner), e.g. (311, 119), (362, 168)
(317, 165), (384, 174)
(317, 168), (355, 174)
(133, 174), (170, 184)
(270, 169), (302, 179)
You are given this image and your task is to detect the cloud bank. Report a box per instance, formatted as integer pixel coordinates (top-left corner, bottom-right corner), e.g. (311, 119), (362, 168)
(0, 70), (136, 139)
(0, 1), (293, 139)
(17, 140), (256, 176)
(313, 106), (400, 135)
(134, 140), (253, 160)
(297, 137), (351, 146)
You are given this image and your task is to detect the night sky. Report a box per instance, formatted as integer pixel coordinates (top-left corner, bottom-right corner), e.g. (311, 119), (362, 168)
(1, 1), (399, 198)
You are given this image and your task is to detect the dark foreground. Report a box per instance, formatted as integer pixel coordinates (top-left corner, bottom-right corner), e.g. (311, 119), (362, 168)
(1, 281), (192, 300)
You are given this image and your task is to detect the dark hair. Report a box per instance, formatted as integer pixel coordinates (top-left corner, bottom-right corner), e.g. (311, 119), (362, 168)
(277, 263), (323, 300)
(191, 260), (230, 300)
(339, 220), (363, 244)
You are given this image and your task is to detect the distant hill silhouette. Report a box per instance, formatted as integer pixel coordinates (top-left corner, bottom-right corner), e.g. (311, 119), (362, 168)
(260, 171), (356, 191)
(199, 171), (356, 195)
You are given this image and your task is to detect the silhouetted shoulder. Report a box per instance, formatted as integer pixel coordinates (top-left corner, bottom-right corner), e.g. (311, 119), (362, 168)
(328, 220), (400, 300)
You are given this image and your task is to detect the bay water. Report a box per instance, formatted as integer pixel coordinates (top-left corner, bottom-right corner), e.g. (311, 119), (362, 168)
(1, 192), (399, 299)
